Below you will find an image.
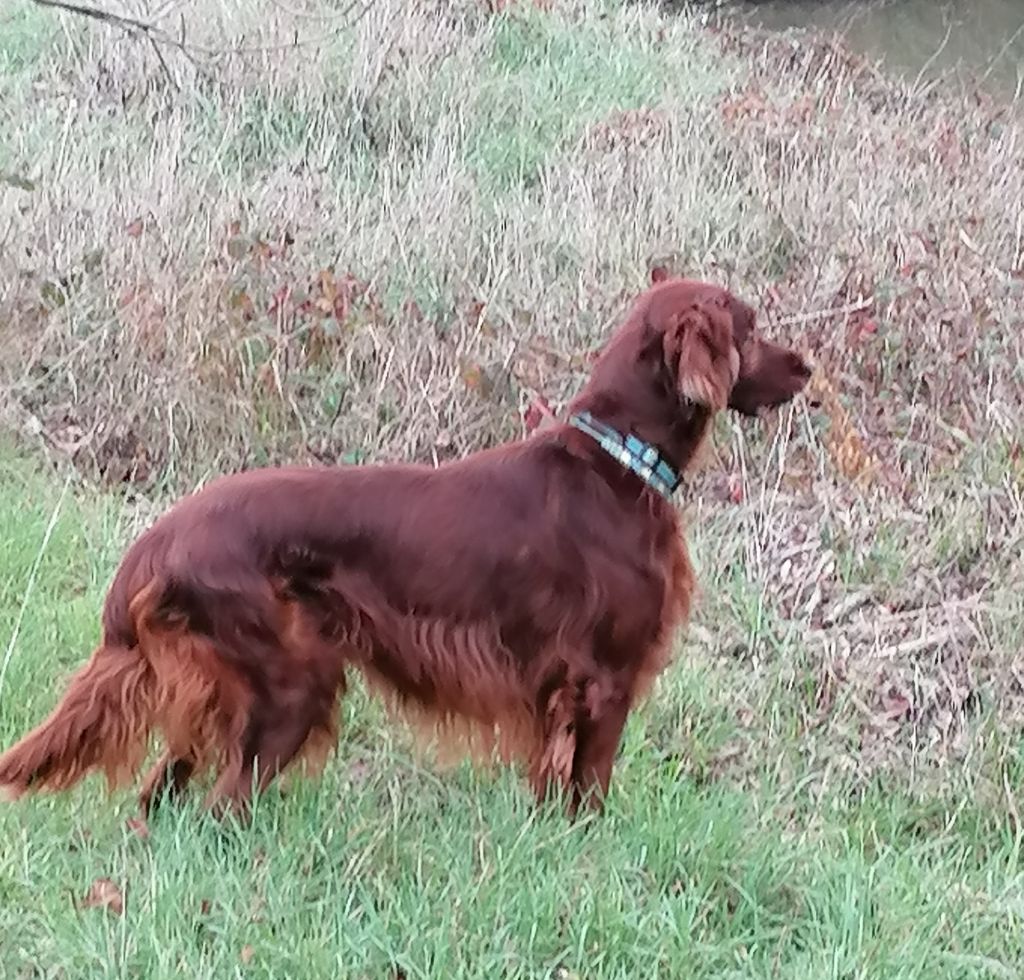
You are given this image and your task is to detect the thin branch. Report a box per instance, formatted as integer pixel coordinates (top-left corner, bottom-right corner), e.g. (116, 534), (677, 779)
(33, 0), (169, 38)
(31, 0), (201, 84)
(31, 0), (374, 62)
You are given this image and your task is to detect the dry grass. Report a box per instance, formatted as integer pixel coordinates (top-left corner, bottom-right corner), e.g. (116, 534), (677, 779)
(1, 0), (1023, 793)
(1, 0), (746, 483)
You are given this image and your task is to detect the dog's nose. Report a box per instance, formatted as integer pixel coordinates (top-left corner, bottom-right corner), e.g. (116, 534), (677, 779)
(790, 352), (813, 380)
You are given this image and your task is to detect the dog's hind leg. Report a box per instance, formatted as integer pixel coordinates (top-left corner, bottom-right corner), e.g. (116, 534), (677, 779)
(138, 750), (196, 815)
(206, 701), (319, 817)
(287, 672), (347, 782)
(204, 649), (347, 818)
(131, 627), (254, 818)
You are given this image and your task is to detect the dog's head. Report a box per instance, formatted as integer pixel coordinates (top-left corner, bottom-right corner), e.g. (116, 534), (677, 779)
(644, 274), (811, 417)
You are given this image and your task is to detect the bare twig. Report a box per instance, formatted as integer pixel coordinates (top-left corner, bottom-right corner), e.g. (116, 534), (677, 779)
(30, 0), (373, 69)
(32, 0), (172, 39)
(775, 296), (875, 328)
(31, 0), (200, 83)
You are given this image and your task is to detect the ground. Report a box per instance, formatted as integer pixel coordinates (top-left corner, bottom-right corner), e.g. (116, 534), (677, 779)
(1, 0), (1023, 977)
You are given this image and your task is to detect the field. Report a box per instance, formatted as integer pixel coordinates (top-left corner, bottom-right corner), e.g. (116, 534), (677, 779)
(1, 0), (1023, 976)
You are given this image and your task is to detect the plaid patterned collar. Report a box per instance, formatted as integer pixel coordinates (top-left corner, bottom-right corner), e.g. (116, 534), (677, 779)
(568, 411), (681, 500)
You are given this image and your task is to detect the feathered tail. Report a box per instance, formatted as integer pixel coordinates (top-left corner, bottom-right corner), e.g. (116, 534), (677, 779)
(0, 644), (154, 800)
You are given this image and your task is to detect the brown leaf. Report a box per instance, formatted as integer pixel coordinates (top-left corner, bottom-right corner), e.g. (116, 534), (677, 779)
(347, 759), (371, 786)
(125, 217), (144, 239)
(460, 361), (491, 394)
(881, 691), (912, 720)
(229, 289), (256, 320)
(200, 898), (213, 915)
(267, 284), (290, 316)
(333, 290), (352, 323)
(523, 395), (555, 435)
(125, 816), (150, 840)
(81, 878), (124, 916)
(727, 472), (744, 504)
(240, 945), (255, 965)
(250, 239), (274, 262)
(318, 268), (337, 303)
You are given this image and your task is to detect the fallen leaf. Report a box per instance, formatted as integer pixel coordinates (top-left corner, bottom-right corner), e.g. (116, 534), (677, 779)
(81, 878), (124, 916)
(240, 945), (254, 965)
(229, 289), (256, 320)
(125, 217), (144, 239)
(200, 898), (213, 915)
(881, 691), (911, 720)
(853, 317), (878, 342)
(523, 395), (555, 434)
(318, 268), (337, 305)
(125, 816), (150, 840)
(763, 283), (784, 310)
(250, 239), (273, 262)
(267, 284), (290, 316)
(333, 290), (352, 323)
(347, 759), (371, 785)
(460, 361), (489, 394)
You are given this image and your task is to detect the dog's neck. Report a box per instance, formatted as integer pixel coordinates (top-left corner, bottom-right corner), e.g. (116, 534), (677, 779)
(567, 411), (682, 499)
(565, 388), (712, 498)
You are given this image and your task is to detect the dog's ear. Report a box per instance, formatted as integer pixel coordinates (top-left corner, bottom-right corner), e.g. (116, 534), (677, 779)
(661, 302), (739, 411)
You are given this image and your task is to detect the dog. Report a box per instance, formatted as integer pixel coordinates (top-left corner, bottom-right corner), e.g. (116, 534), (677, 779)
(0, 276), (811, 818)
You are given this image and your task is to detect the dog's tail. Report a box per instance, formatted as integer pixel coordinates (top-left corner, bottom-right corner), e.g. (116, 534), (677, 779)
(0, 643), (154, 800)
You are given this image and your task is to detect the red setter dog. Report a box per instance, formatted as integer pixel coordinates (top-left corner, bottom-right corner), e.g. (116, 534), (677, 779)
(0, 276), (810, 818)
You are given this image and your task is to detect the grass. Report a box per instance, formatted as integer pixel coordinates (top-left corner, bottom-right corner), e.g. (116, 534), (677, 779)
(1, 0), (1024, 975)
(2, 452), (1024, 978)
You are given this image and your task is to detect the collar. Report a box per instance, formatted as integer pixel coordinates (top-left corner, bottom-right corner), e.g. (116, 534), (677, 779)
(568, 411), (681, 500)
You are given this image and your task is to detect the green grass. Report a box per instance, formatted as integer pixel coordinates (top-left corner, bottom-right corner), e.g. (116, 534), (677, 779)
(2, 0), (1024, 974)
(2, 457), (1023, 979)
